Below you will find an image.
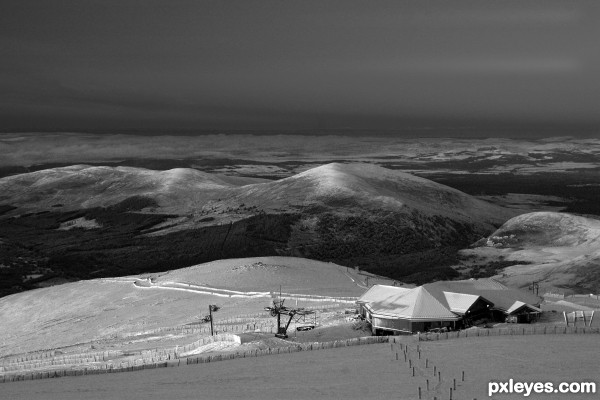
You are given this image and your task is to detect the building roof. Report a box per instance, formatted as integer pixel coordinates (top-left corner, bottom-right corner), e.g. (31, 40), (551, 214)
(366, 286), (459, 321)
(356, 284), (412, 304)
(359, 279), (542, 322)
(506, 301), (542, 314)
(442, 292), (487, 315)
(424, 279), (541, 313)
(460, 278), (509, 290)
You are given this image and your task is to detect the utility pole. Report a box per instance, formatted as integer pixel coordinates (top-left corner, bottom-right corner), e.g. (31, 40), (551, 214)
(529, 281), (539, 296)
(209, 304), (219, 336)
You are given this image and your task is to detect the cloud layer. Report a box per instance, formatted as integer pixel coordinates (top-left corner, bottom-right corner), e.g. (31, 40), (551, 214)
(1, 1), (599, 132)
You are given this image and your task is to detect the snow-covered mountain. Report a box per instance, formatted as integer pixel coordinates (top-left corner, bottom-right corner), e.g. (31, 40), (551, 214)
(0, 165), (234, 211)
(0, 162), (515, 229)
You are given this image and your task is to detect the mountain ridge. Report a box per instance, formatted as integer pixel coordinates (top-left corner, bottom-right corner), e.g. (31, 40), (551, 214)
(0, 162), (516, 230)
(0, 162), (523, 297)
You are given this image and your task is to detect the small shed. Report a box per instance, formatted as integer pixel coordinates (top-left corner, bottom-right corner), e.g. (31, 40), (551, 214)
(505, 301), (542, 323)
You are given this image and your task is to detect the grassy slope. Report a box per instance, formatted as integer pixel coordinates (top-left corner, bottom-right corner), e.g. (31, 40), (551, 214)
(420, 335), (599, 400)
(0, 344), (404, 400)
(1, 335), (598, 400)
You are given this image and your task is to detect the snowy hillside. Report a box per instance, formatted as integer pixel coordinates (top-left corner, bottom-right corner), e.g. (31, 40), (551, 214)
(0, 165), (234, 211)
(0, 162), (516, 228)
(0, 257), (368, 357)
(467, 212), (600, 293)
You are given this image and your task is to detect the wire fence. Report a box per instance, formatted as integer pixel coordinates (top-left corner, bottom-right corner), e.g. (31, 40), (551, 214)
(543, 292), (600, 301)
(417, 325), (600, 342)
(0, 334), (239, 377)
(0, 336), (388, 383)
(0, 302), (353, 378)
(388, 338), (470, 400)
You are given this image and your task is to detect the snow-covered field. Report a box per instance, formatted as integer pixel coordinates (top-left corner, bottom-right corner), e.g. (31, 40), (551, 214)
(0, 257), (386, 358)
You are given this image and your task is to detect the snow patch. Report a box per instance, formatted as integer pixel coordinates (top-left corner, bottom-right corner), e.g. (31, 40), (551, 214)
(58, 217), (101, 230)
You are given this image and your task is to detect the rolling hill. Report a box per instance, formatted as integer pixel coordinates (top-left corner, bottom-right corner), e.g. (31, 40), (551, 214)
(0, 165), (235, 212)
(464, 212), (600, 293)
(0, 162), (513, 224)
(0, 163), (521, 296)
(233, 163), (512, 225)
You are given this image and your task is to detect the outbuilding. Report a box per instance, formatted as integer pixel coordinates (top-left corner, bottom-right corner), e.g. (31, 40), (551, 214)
(424, 279), (542, 324)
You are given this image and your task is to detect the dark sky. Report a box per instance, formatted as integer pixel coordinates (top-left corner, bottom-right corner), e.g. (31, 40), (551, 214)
(1, 1), (599, 136)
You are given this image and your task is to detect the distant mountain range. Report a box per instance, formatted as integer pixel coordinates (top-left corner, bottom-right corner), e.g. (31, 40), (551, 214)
(0, 162), (515, 227)
(1, 134), (599, 178)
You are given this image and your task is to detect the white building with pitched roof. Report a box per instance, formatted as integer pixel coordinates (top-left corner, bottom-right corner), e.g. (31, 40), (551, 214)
(357, 279), (542, 334)
(358, 285), (460, 334)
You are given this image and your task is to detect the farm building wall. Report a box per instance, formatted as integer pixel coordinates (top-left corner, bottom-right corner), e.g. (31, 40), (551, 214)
(359, 304), (368, 318)
(461, 298), (494, 326)
(491, 310), (506, 321)
(510, 310), (540, 323)
(467, 298), (492, 318)
(370, 316), (457, 334)
(372, 316), (411, 333)
(410, 320), (454, 333)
